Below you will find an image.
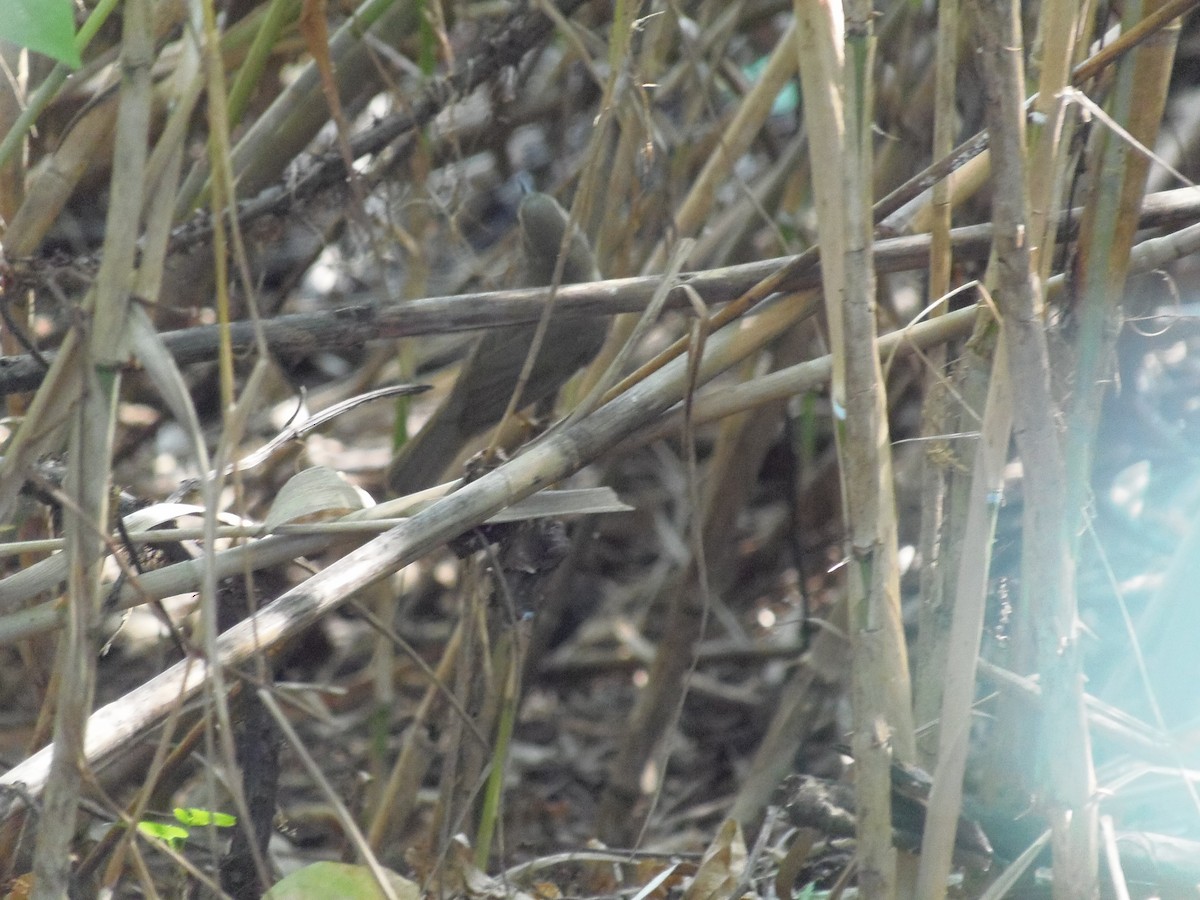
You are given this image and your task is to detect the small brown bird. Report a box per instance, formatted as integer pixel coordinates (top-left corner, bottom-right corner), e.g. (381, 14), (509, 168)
(385, 193), (605, 495)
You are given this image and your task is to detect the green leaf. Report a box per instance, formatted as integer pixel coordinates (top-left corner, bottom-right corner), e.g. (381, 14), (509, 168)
(173, 807), (237, 828)
(0, 0), (82, 69)
(137, 821), (190, 849)
(263, 862), (419, 900)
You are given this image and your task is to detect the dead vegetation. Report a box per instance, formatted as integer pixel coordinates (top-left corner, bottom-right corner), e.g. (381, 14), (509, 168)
(2, 0), (1200, 897)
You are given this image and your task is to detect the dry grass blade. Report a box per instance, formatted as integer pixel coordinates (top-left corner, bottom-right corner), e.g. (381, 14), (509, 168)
(974, 0), (1098, 892)
(795, 0), (914, 892)
(915, 301), (1012, 899)
(28, 2), (155, 893)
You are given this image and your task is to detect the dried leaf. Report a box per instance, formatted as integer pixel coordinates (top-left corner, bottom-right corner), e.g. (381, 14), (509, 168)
(263, 466), (365, 531)
(682, 818), (746, 900)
